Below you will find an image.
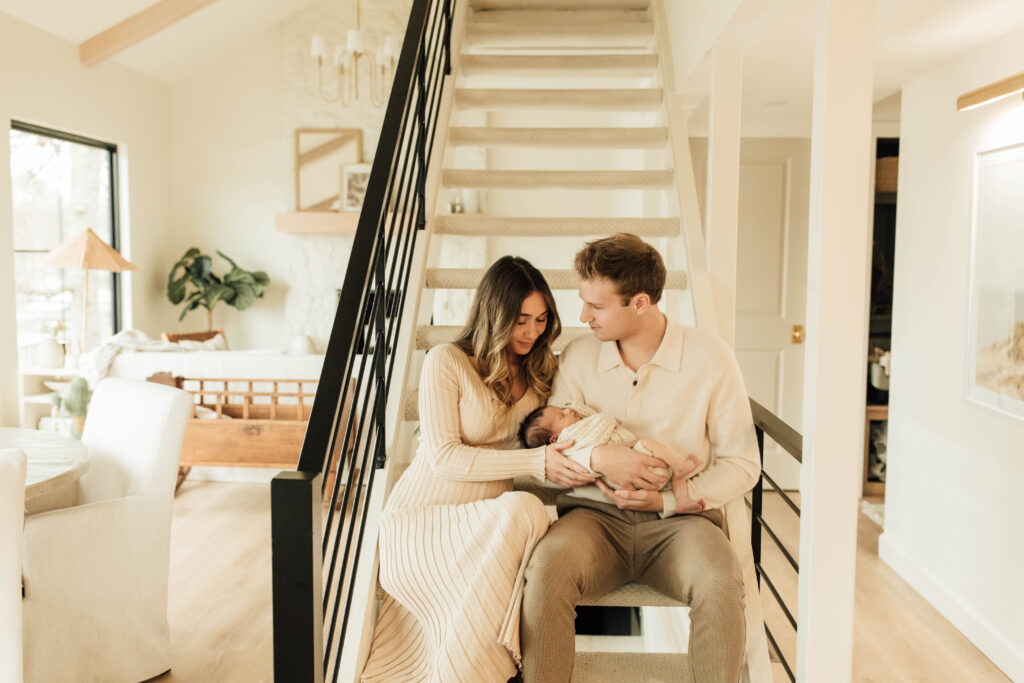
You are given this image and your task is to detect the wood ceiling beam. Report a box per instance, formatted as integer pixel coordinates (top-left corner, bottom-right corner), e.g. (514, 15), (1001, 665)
(79, 0), (220, 67)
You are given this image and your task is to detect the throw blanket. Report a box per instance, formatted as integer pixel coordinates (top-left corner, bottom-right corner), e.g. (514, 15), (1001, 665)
(80, 329), (225, 387)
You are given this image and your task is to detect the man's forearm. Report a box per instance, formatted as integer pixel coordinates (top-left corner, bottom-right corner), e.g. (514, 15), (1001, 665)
(686, 456), (760, 510)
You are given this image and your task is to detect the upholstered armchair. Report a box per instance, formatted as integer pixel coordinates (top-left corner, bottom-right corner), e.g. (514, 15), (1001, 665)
(1, 449), (26, 683)
(21, 379), (191, 683)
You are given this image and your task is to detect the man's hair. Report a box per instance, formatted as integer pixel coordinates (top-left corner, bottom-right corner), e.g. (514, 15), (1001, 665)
(518, 405), (552, 448)
(574, 233), (666, 305)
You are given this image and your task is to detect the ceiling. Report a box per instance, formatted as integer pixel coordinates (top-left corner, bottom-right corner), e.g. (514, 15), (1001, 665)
(2, 0), (1023, 125)
(685, 0), (1024, 133)
(0, 0), (321, 82)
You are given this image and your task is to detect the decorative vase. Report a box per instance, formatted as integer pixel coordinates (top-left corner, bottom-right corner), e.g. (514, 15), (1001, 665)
(36, 337), (64, 368)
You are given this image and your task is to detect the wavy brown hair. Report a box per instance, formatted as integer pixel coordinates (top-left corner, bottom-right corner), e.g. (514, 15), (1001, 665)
(453, 256), (561, 406)
(574, 232), (667, 305)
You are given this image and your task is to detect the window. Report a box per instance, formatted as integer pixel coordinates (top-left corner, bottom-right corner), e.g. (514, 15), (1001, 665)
(10, 121), (122, 357)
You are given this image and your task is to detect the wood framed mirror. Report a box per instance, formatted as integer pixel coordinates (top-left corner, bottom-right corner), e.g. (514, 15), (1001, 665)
(294, 128), (363, 212)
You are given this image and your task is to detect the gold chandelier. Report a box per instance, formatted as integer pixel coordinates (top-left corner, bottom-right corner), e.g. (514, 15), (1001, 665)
(311, 0), (398, 107)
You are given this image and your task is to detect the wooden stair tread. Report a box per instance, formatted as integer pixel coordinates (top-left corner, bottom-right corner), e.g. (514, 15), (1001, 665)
(433, 215), (679, 237)
(448, 126), (668, 148)
(454, 88), (663, 111)
(442, 168), (673, 189)
(460, 53), (658, 77)
(425, 267), (686, 290)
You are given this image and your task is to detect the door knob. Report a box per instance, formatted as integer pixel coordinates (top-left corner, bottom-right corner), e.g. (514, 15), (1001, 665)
(791, 325), (805, 344)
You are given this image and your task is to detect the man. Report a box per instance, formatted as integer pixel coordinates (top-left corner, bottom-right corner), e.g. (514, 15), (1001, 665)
(521, 233), (763, 683)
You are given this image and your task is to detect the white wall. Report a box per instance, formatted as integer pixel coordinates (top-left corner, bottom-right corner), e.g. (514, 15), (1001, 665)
(0, 12), (172, 425)
(880, 25), (1024, 680)
(166, 0), (411, 351)
(167, 25), (287, 349)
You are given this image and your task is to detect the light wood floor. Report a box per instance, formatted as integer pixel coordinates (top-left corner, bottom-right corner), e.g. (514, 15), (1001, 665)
(156, 482), (1009, 682)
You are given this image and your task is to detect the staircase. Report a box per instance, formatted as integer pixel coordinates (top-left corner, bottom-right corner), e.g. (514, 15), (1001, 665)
(271, 0), (772, 681)
(398, 0), (704, 679)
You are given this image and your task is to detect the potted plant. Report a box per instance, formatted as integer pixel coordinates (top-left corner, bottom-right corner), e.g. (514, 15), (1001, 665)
(167, 248), (270, 333)
(47, 377), (93, 439)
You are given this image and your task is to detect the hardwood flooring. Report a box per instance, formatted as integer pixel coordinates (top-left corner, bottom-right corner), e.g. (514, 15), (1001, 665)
(156, 483), (1009, 682)
(156, 481), (273, 683)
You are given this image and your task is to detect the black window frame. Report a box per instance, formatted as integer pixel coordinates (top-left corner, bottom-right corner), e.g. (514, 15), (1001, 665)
(10, 120), (124, 337)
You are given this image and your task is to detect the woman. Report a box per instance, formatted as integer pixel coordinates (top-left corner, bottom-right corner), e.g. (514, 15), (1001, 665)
(361, 256), (595, 682)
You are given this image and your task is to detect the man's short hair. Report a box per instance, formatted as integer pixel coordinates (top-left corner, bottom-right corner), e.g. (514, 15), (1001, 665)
(574, 233), (666, 305)
(518, 405), (551, 448)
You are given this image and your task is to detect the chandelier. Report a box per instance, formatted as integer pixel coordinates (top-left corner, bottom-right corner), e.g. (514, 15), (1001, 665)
(311, 0), (398, 107)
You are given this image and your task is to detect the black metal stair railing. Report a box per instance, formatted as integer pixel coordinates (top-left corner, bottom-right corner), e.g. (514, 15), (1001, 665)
(748, 399), (803, 682)
(270, 0), (453, 680)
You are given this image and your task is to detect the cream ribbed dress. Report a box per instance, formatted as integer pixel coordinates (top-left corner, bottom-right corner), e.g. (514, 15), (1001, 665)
(361, 344), (551, 682)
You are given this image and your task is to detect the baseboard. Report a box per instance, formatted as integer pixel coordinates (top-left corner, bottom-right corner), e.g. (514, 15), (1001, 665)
(879, 533), (1024, 681)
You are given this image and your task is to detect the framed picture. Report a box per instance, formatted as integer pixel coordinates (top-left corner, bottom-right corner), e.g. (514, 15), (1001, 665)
(294, 128), (362, 212)
(341, 163), (373, 212)
(966, 141), (1024, 421)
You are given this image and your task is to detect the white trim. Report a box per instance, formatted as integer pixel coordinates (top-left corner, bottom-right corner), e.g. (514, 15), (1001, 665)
(878, 533), (1024, 682)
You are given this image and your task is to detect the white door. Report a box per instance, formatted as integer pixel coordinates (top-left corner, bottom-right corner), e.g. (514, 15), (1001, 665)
(734, 139), (810, 491)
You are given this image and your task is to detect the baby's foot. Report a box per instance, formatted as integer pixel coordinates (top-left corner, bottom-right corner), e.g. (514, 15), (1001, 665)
(674, 454), (701, 479)
(675, 497), (707, 515)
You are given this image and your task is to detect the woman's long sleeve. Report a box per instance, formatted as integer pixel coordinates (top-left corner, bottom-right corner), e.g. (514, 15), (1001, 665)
(418, 345), (546, 482)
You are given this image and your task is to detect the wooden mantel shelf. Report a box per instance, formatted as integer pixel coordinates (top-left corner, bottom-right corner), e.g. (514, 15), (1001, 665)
(275, 211), (359, 234)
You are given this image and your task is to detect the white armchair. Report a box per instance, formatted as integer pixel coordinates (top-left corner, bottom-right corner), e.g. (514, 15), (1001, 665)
(1, 449), (26, 683)
(21, 378), (191, 683)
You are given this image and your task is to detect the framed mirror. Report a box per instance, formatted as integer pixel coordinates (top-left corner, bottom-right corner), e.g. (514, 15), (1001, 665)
(294, 128), (363, 211)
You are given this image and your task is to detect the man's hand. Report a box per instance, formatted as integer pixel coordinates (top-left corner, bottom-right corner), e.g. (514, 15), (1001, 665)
(591, 444), (670, 491)
(595, 480), (664, 512)
(544, 440), (595, 488)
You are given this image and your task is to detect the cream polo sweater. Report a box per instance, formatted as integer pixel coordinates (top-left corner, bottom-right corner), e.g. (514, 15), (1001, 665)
(550, 319), (761, 515)
(548, 320), (772, 681)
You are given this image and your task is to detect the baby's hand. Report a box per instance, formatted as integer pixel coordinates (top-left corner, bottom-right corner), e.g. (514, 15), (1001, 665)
(675, 497), (706, 515)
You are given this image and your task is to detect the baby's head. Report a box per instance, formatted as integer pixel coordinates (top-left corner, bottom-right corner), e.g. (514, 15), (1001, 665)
(518, 405), (580, 448)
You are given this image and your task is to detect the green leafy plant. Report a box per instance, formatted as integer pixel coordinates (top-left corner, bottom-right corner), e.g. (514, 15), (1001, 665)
(167, 248), (270, 331)
(63, 377), (92, 419)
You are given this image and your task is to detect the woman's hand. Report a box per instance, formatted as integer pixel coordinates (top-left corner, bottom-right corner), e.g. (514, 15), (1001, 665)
(544, 440), (596, 488)
(595, 480), (665, 512)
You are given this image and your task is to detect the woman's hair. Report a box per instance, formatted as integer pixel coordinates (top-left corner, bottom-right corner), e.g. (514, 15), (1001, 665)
(574, 232), (667, 305)
(453, 256), (561, 407)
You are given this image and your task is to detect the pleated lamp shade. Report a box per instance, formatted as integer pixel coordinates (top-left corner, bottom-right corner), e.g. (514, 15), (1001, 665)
(42, 227), (137, 355)
(41, 227), (137, 272)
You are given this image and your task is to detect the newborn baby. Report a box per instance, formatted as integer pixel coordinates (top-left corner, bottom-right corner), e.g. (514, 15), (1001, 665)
(518, 403), (706, 515)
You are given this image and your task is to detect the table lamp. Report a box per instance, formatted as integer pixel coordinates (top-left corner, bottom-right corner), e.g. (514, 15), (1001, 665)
(41, 227), (137, 355)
